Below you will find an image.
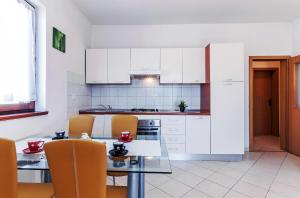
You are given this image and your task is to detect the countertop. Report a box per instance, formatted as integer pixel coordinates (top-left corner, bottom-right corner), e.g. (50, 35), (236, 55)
(79, 108), (210, 115)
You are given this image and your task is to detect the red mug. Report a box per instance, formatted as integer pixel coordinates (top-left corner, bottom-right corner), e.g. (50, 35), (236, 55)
(27, 140), (44, 152)
(121, 131), (130, 141)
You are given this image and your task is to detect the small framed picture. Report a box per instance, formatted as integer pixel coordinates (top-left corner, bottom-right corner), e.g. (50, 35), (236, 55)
(52, 27), (65, 53)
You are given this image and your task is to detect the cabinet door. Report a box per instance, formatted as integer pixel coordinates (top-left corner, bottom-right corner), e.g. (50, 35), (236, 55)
(160, 48), (182, 83)
(186, 116), (211, 154)
(182, 48), (205, 83)
(86, 49), (108, 84)
(210, 43), (244, 82)
(92, 115), (105, 136)
(131, 48), (161, 71)
(108, 49), (131, 84)
(103, 115), (114, 137)
(161, 116), (185, 135)
(211, 82), (244, 154)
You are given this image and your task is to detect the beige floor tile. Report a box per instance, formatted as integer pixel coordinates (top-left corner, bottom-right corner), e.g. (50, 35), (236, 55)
(115, 176), (127, 186)
(266, 191), (290, 198)
(168, 166), (185, 178)
(217, 166), (245, 179)
(146, 173), (171, 187)
(171, 160), (196, 170)
(188, 166), (215, 178)
(196, 180), (229, 198)
(146, 188), (172, 198)
(145, 182), (155, 192)
(241, 173), (274, 189)
(194, 161), (229, 171)
(207, 172), (238, 188)
(233, 181), (268, 198)
(158, 179), (192, 198)
(270, 181), (300, 198)
(224, 190), (250, 198)
(183, 189), (212, 198)
(174, 172), (204, 187)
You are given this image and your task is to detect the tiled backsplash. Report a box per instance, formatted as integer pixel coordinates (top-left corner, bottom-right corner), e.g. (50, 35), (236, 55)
(67, 72), (92, 118)
(91, 77), (201, 110)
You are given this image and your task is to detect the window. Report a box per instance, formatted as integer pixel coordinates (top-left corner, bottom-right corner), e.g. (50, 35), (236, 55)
(0, 0), (36, 114)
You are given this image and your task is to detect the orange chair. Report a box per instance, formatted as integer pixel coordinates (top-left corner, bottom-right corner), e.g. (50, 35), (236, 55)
(109, 115), (138, 185)
(111, 115), (138, 139)
(44, 140), (127, 198)
(0, 138), (53, 198)
(68, 115), (95, 137)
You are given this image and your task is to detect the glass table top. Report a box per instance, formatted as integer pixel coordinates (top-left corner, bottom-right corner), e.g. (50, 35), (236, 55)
(17, 135), (172, 174)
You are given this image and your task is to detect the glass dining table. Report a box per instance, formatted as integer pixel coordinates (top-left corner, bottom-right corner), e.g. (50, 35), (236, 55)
(16, 135), (172, 198)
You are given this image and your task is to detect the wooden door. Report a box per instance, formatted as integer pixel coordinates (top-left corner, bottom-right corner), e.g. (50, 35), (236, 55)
(288, 55), (300, 156)
(253, 71), (273, 136)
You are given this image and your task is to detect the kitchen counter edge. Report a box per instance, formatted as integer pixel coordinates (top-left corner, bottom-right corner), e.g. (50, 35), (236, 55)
(79, 110), (210, 116)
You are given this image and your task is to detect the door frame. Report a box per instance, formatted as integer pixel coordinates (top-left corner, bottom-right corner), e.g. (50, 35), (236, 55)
(249, 56), (290, 151)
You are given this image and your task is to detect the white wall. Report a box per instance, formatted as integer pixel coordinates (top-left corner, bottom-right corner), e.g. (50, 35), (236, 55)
(91, 23), (293, 149)
(0, 0), (91, 141)
(293, 18), (300, 55)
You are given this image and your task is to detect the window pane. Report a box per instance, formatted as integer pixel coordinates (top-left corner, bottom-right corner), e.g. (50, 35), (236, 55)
(297, 63), (300, 108)
(0, 0), (36, 104)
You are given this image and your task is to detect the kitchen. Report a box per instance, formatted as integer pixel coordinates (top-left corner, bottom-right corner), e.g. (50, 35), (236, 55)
(1, 0), (300, 198)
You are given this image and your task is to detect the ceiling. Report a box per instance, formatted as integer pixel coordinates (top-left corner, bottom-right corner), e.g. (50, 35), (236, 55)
(73, 0), (300, 25)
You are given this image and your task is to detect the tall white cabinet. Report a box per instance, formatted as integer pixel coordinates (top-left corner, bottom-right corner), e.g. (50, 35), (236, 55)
(209, 43), (245, 155)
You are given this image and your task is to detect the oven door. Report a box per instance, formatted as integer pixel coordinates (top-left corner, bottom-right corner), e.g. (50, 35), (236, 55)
(137, 127), (161, 140)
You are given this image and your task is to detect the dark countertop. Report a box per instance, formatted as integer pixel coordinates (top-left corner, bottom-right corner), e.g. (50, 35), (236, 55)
(79, 108), (210, 115)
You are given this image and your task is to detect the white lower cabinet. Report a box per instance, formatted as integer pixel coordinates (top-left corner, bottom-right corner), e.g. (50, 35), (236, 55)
(186, 116), (211, 154)
(161, 116), (185, 135)
(91, 115), (105, 136)
(166, 144), (186, 154)
(103, 115), (114, 137)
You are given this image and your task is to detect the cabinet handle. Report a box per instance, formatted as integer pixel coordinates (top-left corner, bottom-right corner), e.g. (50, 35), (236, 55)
(224, 83), (232, 86)
(194, 117), (203, 119)
(225, 78), (233, 81)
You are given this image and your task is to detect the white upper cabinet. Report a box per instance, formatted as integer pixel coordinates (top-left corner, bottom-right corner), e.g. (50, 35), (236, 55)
(160, 48), (183, 84)
(131, 48), (161, 72)
(86, 49), (108, 84)
(210, 43), (244, 82)
(186, 116), (211, 154)
(182, 48), (206, 84)
(108, 48), (131, 84)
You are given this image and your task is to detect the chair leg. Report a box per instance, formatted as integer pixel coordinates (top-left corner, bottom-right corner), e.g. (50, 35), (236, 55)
(112, 176), (116, 186)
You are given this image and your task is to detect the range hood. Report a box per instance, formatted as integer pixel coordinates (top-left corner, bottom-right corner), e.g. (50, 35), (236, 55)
(129, 70), (161, 76)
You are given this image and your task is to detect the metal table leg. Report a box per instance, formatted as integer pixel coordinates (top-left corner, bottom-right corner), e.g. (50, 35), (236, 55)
(127, 172), (139, 198)
(138, 157), (145, 198)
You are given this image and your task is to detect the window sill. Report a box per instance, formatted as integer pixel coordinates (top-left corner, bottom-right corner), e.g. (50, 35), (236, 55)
(0, 111), (48, 121)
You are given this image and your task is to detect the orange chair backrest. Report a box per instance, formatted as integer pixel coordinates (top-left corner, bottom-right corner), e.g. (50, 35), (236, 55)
(68, 115), (95, 137)
(44, 140), (107, 198)
(0, 138), (17, 198)
(111, 115), (138, 139)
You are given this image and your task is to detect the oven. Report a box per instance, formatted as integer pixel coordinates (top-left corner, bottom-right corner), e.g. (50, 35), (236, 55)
(136, 119), (161, 140)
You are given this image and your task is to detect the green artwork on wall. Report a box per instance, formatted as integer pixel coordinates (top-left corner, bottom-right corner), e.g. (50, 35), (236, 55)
(52, 27), (65, 53)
